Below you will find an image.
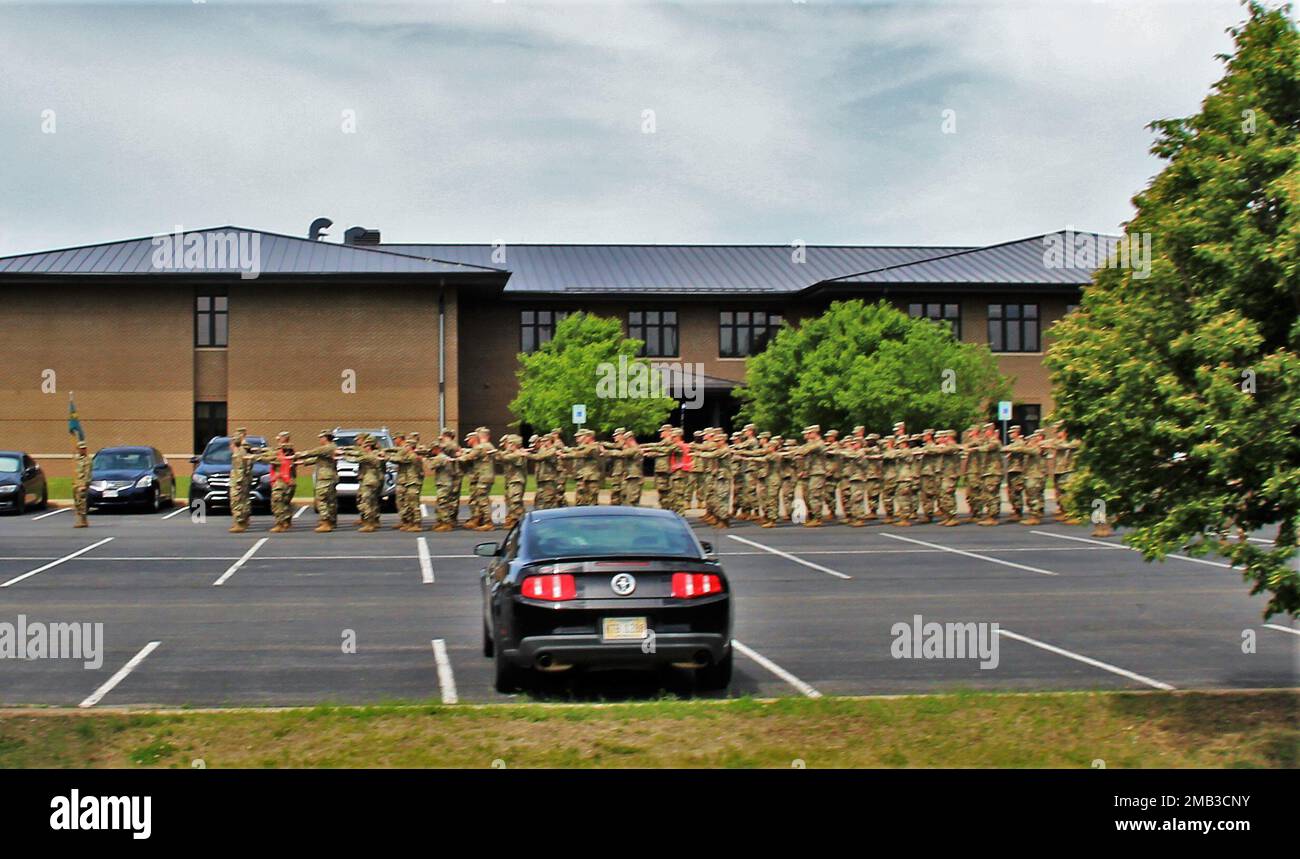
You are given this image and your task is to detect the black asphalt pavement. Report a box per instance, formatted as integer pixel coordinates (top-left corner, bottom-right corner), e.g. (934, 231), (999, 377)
(0, 504), (1294, 707)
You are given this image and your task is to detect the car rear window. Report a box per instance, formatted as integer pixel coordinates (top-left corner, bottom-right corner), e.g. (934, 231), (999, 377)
(525, 516), (699, 559)
(94, 450), (151, 470)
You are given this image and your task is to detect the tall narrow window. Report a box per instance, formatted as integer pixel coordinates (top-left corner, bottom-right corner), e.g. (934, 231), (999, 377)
(193, 402), (227, 454)
(907, 302), (961, 338)
(628, 309), (678, 357)
(719, 310), (784, 357)
(195, 293), (228, 347)
(987, 303), (1039, 352)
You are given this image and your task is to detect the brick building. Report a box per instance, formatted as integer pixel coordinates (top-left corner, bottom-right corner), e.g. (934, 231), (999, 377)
(0, 224), (1101, 477)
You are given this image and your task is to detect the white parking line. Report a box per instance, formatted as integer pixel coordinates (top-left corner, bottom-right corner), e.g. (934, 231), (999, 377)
(1030, 529), (1234, 568)
(1263, 624), (1300, 638)
(718, 545), (1115, 556)
(212, 538), (269, 586)
(293, 505), (309, 520)
(431, 638), (458, 703)
(998, 629), (1175, 690)
(417, 537), (435, 584)
(160, 506), (187, 520)
(881, 532), (1058, 576)
(32, 507), (68, 521)
(421, 504), (429, 517)
(79, 641), (161, 708)
(732, 640), (821, 698)
(726, 534), (851, 579)
(0, 537), (115, 588)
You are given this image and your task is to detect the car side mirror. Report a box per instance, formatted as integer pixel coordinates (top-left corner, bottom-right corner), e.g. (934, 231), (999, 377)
(189, 456), (200, 464)
(474, 542), (501, 558)
(700, 541), (714, 555)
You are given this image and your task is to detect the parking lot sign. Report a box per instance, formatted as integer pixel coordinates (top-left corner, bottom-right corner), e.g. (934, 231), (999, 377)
(997, 400), (1013, 421)
(571, 403), (586, 425)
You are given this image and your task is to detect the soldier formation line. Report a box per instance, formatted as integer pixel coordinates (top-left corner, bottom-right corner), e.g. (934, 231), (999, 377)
(71, 421), (1084, 534)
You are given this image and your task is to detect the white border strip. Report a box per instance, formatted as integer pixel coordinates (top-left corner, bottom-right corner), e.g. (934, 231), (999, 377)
(161, 506), (187, 520)
(293, 505), (309, 520)
(80, 641), (161, 708)
(32, 507), (68, 521)
(726, 534), (851, 579)
(417, 537), (435, 584)
(1030, 529), (1234, 568)
(998, 629), (1174, 690)
(212, 537), (268, 587)
(1263, 624), (1300, 638)
(0, 537), (115, 588)
(881, 532), (1058, 576)
(732, 639), (821, 698)
(431, 638), (458, 704)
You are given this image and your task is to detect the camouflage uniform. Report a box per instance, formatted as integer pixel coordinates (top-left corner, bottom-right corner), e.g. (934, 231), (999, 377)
(466, 433), (497, 528)
(528, 439), (560, 510)
(863, 435), (883, 520)
(916, 431), (940, 522)
(934, 431), (963, 525)
(795, 427), (827, 525)
(892, 440), (917, 524)
(667, 430), (693, 516)
(568, 431), (604, 506)
(822, 431), (842, 520)
(228, 429), (256, 532)
(426, 439), (459, 531)
(979, 428), (1005, 525)
(839, 441), (868, 525)
(779, 441), (797, 520)
(618, 439), (644, 506)
(252, 433), (296, 532)
(1048, 430), (1081, 521)
(72, 442), (90, 527)
(1020, 433), (1047, 524)
(295, 432), (339, 532)
(341, 435), (385, 532)
(1002, 428), (1027, 521)
(879, 438), (899, 522)
(386, 436), (425, 531)
(498, 436), (528, 526)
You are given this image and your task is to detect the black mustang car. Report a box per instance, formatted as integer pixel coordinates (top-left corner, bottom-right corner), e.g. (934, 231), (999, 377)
(478, 506), (732, 693)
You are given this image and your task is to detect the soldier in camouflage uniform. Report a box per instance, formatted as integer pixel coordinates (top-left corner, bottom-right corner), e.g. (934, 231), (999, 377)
(426, 433), (460, 531)
(645, 424), (674, 510)
(1020, 430), (1047, 526)
(553, 428), (572, 507)
(779, 439), (797, 521)
(699, 429), (732, 527)
(526, 434), (560, 510)
(916, 428), (940, 524)
(498, 435), (528, 527)
(879, 435), (899, 523)
(252, 431), (297, 533)
(72, 439), (90, 528)
(567, 428), (604, 506)
(891, 435), (917, 526)
(821, 429), (842, 521)
(863, 434), (883, 521)
(935, 430), (963, 526)
(1002, 425), (1028, 522)
(840, 435), (868, 526)
(228, 427), (258, 533)
(1048, 425), (1081, 523)
(760, 435), (784, 527)
(385, 433), (425, 531)
(795, 425), (827, 526)
(960, 427), (983, 522)
(464, 429), (497, 529)
(340, 433), (386, 532)
(978, 424), (1005, 526)
(295, 430), (339, 532)
(618, 432), (645, 506)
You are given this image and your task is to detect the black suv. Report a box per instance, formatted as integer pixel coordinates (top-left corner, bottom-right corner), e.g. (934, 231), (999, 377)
(0, 451), (49, 514)
(188, 436), (274, 512)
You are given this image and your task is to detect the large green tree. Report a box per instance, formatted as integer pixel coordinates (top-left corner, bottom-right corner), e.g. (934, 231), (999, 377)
(510, 311), (676, 435)
(1046, 2), (1300, 617)
(736, 299), (1011, 435)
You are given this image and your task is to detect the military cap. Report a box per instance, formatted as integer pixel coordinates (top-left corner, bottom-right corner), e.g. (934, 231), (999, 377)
(235, 427), (248, 434)
(613, 427), (625, 435)
(671, 428), (684, 437)
(982, 422), (995, 430)
(441, 427), (455, 436)
(658, 424), (674, 433)
(1009, 425), (1021, 433)
(853, 425), (866, 433)
(528, 434), (540, 443)
(693, 430), (704, 438)
(409, 432), (420, 440)
(825, 428), (840, 438)
(922, 428), (934, 436)
(770, 435), (782, 442)
(319, 429), (333, 438)
(464, 433), (476, 442)
(803, 424), (820, 434)
(758, 431), (771, 439)
(866, 433), (880, 441)
(76, 439), (88, 449)
(892, 422), (905, 430)
(743, 423), (756, 431)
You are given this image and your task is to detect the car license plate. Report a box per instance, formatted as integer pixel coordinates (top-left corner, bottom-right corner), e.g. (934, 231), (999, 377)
(602, 617), (647, 642)
(103, 489), (118, 498)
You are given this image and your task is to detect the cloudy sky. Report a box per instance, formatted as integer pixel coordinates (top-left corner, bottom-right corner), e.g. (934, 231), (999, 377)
(0, 0), (1260, 254)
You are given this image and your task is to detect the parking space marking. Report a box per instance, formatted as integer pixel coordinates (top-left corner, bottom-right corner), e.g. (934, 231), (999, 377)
(0, 537), (115, 588)
(431, 638), (458, 703)
(160, 506), (188, 520)
(212, 537), (269, 586)
(726, 534), (852, 579)
(31, 507), (68, 521)
(732, 639), (821, 698)
(718, 544), (1114, 556)
(79, 641), (161, 708)
(420, 504), (429, 518)
(1030, 530), (1234, 569)
(997, 629), (1175, 690)
(417, 537), (435, 584)
(881, 532), (1058, 576)
(1263, 624), (1299, 638)
(293, 505), (309, 520)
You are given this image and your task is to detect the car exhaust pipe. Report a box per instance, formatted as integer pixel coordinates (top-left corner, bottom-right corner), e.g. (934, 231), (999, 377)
(535, 653), (572, 672)
(671, 650), (712, 670)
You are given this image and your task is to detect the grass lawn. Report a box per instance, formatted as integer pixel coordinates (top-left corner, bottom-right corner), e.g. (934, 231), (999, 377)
(0, 690), (1294, 769)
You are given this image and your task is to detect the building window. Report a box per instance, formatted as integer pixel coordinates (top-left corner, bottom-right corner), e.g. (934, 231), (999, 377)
(195, 293), (228, 347)
(908, 302), (961, 338)
(193, 402), (227, 455)
(628, 309), (678, 357)
(520, 310), (568, 353)
(987, 303), (1039, 352)
(720, 310), (783, 357)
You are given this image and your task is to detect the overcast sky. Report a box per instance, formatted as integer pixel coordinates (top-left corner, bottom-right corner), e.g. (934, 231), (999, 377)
(0, 0), (1262, 254)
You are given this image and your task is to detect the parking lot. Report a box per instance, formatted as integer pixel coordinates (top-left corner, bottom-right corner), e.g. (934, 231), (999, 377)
(0, 503), (1295, 707)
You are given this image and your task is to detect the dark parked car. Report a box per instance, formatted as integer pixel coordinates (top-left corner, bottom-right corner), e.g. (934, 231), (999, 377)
(0, 451), (48, 514)
(479, 506), (732, 693)
(88, 446), (176, 512)
(188, 435), (274, 512)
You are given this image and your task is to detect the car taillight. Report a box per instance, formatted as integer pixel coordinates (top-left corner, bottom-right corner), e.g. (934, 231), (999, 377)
(670, 572), (724, 599)
(520, 574), (577, 601)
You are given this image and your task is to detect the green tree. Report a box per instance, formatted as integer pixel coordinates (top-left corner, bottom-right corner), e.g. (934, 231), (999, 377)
(1046, 2), (1300, 617)
(510, 311), (677, 435)
(737, 299), (1011, 435)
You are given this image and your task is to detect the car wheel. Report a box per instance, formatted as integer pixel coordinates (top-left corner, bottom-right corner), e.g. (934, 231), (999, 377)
(482, 621), (495, 658)
(695, 649), (733, 691)
(493, 647), (523, 694)
(149, 487), (161, 513)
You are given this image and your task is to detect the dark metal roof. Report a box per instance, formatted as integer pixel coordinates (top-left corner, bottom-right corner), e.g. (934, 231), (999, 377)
(0, 227), (505, 277)
(818, 232), (1112, 287)
(382, 244), (970, 294)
